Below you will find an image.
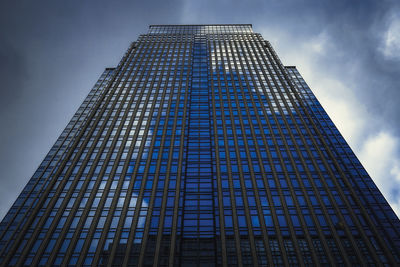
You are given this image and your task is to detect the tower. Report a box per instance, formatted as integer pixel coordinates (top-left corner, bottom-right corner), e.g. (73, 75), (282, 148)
(1, 24), (400, 266)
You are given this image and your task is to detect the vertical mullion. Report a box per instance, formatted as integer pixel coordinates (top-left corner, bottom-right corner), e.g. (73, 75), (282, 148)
(216, 37), (244, 265)
(114, 37), (169, 266)
(209, 37), (228, 267)
(261, 40), (371, 265)
(223, 38), (259, 266)
(152, 40), (186, 266)
(0, 68), (113, 257)
(168, 35), (192, 267)
(9, 43), (135, 267)
(137, 40), (176, 266)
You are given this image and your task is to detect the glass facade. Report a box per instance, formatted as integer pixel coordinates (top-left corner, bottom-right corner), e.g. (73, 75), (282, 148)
(1, 24), (400, 266)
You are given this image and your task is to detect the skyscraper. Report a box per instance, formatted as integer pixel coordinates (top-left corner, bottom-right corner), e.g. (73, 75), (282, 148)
(1, 24), (400, 266)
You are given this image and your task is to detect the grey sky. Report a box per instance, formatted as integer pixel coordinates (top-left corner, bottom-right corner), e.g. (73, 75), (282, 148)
(1, 0), (400, 219)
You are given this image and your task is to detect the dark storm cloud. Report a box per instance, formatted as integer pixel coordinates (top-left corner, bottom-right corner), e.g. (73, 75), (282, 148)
(1, 0), (400, 219)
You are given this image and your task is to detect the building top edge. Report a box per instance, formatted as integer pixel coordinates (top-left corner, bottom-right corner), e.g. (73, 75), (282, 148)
(149, 24), (253, 27)
(148, 24), (253, 34)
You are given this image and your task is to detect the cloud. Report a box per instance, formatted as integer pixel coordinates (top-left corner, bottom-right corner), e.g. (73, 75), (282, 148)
(358, 132), (400, 215)
(254, 4), (400, 217)
(380, 11), (400, 60)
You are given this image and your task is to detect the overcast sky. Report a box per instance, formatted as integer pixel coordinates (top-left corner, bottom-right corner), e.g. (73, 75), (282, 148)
(1, 0), (400, 220)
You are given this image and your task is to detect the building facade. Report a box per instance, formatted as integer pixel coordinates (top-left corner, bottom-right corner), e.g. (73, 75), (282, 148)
(1, 24), (400, 266)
